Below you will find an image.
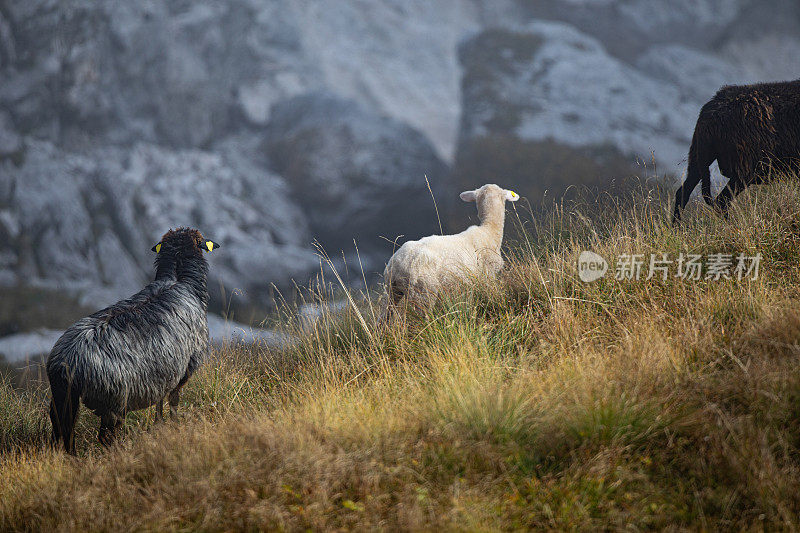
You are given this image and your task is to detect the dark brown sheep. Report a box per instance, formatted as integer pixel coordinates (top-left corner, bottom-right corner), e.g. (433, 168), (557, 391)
(672, 80), (800, 224)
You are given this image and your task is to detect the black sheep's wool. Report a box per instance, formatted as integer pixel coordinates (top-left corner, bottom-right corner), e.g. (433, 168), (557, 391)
(46, 227), (214, 453)
(673, 79), (800, 223)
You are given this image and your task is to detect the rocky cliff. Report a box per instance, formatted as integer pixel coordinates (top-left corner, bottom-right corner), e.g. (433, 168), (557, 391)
(1, 0), (798, 314)
(453, 0), (800, 207)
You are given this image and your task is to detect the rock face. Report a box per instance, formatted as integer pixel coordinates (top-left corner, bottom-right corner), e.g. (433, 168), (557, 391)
(0, 139), (318, 307)
(1, 0), (799, 318)
(454, 1), (800, 204)
(264, 93), (448, 261)
(457, 23), (698, 172)
(0, 0), (456, 307)
(0, 0), (487, 160)
(0, 111), (22, 159)
(0, 1), (322, 150)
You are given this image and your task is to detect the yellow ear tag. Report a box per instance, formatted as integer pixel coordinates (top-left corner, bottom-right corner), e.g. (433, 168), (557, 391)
(510, 190), (518, 198)
(155, 243), (161, 253)
(206, 241), (214, 252)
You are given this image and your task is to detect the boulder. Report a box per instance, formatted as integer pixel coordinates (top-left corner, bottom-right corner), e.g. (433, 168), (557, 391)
(457, 22), (699, 171)
(264, 92), (449, 262)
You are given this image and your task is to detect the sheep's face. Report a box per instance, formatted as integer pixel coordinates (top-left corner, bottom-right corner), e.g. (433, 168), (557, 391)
(459, 184), (519, 222)
(151, 227), (220, 257)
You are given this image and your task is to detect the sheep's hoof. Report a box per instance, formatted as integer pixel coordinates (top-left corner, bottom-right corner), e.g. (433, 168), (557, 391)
(98, 429), (115, 447)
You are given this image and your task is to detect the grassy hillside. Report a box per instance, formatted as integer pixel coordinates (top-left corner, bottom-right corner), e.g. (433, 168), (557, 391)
(1, 175), (800, 530)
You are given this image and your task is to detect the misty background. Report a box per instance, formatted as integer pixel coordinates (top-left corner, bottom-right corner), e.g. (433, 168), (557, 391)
(1, 0), (798, 360)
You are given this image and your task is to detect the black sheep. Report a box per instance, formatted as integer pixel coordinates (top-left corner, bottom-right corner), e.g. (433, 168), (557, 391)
(672, 80), (800, 224)
(46, 228), (219, 453)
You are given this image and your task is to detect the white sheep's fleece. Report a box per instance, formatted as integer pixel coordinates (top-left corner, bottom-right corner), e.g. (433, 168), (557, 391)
(384, 183), (519, 306)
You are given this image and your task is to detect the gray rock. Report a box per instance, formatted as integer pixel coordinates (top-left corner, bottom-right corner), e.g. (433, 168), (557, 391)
(2, 0), (800, 314)
(0, 0), (494, 160)
(0, 0), (323, 149)
(2, 0), (798, 164)
(0, 138), (318, 308)
(0, 111), (22, 158)
(264, 92), (449, 261)
(635, 45), (746, 103)
(458, 22), (700, 171)
(289, 0), (490, 160)
(720, 34), (800, 83)
(455, 14), (800, 195)
(508, 0), (799, 63)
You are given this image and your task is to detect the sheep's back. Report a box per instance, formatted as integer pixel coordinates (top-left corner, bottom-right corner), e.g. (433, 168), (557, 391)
(47, 280), (209, 415)
(702, 82), (800, 158)
(385, 234), (485, 291)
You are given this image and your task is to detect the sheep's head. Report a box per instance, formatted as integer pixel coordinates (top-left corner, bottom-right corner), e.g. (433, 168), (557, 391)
(459, 184), (519, 223)
(151, 227), (220, 258)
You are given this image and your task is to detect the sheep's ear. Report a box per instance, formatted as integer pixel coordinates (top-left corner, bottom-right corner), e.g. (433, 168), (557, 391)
(460, 190), (477, 202)
(203, 240), (220, 252)
(505, 189), (520, 202)
(151, 242), (162, 253)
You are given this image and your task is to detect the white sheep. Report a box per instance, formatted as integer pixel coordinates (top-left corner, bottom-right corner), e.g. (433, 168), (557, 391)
(383, 184), (519, 312)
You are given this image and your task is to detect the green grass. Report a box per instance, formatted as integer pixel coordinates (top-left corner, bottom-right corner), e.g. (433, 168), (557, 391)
(1, 175), (800, 530)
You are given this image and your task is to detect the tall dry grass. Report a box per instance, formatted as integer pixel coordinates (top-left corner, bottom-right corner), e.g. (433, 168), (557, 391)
(1, 174), (800, 530)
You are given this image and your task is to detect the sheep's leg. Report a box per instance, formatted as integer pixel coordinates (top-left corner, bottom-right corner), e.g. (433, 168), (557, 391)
(48, 373), (80, 454)
(98, 414), (119, 447)
(168, 370), (192, 420)
(379, 280), (404, 328)
(672, 135), (714, 225)
(672, 180), (696, 224)
(98, 412), (124, 447)
(49, 387), (80, 454)
(168, 388), (181, 420)
(111, 415), (124, 443)
(714, 178), (745, 215)
(377, 303), (391, 330)
(48, 398), (62, 446)
(154, 398), (165, 423)
(380, 296), (397, 326)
